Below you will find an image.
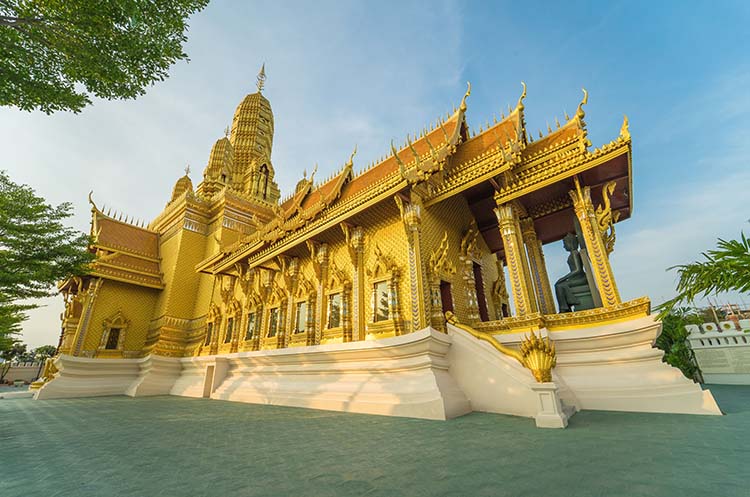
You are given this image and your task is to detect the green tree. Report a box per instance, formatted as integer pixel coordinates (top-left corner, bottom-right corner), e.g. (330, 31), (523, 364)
(654, 308), (703, 382)
(33, 344), (56, 359)
(659, 232), (750, 316)
(0, 0), (209, 113)
(0, 342), (28, 380)
(0, 171), (93, 351)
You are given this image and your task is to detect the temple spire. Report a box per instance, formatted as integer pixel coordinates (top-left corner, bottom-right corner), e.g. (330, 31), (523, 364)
(256, 63), (266, 92)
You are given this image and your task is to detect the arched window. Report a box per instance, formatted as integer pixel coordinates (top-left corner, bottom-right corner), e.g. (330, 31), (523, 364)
(323, 262), (351, 343)
(365, 245), (402, 338)
(98, 311), (130, 356)
(203, 303), (222, 354)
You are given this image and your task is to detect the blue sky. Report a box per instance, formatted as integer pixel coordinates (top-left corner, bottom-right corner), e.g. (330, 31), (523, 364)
(2, 1), (749, 347)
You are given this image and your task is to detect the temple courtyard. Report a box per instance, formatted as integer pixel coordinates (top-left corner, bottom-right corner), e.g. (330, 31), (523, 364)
(1, 385), (746, 497)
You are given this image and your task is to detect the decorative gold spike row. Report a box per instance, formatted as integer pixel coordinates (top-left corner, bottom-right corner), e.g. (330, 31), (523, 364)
(445, 312), (556, 383)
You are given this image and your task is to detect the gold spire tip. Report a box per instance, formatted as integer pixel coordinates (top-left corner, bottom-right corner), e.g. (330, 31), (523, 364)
(257, 63), (267, 92)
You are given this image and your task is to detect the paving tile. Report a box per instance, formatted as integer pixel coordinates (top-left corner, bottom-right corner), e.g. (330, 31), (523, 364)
(0, 386), (747, 496)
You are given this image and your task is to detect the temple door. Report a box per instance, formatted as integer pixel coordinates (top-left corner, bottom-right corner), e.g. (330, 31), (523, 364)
(440, 281), (454, 315)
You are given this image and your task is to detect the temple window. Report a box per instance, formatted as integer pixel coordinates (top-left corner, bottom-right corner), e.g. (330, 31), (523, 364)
(327, 293), (342, 328)
(373, 281), (390, 322)
(105, 328), (121, 350)
(205, 322), (214, 346)
(294, 302), (307, 333)
(245, 312), (256, 340)
(98, 311), (129, 354)
(224, 317), (234, 343)
(268, 307), (279, 337)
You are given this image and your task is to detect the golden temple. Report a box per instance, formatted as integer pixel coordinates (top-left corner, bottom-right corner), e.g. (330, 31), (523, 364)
(38, 67), (720, 426)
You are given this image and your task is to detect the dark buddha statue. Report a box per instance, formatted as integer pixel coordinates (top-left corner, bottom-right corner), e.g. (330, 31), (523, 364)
(554, 233), (592, 313)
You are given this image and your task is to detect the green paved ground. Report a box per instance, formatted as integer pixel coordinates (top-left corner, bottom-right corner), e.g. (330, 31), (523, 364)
(1, 386), (747, 497)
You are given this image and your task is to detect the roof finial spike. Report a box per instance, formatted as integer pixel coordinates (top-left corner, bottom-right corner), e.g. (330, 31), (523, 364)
(347, 145), (357, 167)
(576, 88), (588, 120)
(547, 122), (552, 134)
(620, 115), (630, 140)
(538, 130), (543, 139)
(501, 111), (505, 119)
(184, 164), (191, 176)
(256, 63), (267, 92)
(459, 81), (471, 112)
(564, 109), (570, 121)
(517, 81), (527, 110)
(87, 191), (99, 211)
(507, 104), (512, 114)
(555, 116), (561, 129)
(493, 116), (498, 124)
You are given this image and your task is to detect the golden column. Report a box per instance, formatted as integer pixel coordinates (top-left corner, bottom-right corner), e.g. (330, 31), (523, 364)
(307, 241), (329, 345)
(569, 179), (621, 307)
(520, 218), (556, 314)
(494, 203), (538, 316)
(395, 195), (428, 331)
(343, 224), (366, 341)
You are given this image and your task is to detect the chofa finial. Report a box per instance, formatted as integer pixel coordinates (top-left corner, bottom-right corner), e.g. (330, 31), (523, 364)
(459, 81), (471, 112)
(87, 190), (98, 211)
(257, 63), (266, 92)
(576, 88), (588, 120)
(517, 81), (527, 109)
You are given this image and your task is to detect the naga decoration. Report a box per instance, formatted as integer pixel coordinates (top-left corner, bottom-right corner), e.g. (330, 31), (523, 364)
(595, 180), (620, 254)
(445, 312), (556, 383)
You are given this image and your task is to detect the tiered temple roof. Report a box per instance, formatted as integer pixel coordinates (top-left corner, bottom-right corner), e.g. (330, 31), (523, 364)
(87, 196), (164, 289)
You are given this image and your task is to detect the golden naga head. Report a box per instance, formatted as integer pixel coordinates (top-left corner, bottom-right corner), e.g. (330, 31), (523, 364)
(519, 331), (557, 383)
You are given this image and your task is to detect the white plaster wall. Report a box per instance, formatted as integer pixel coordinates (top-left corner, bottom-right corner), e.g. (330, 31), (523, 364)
(34, 355), (144, 400)
(494, 315), (721, 415)
(446, 324), (542, 418)
(186, 329), (472, 420)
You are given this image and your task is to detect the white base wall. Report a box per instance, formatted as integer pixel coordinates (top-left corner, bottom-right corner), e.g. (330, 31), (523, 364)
(173, 329), (471, 420)
(34, 355), (145, 400)
(33, 316), (723, 423)
(493, 315), (722, 416)
(447, 323), (548, 418)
